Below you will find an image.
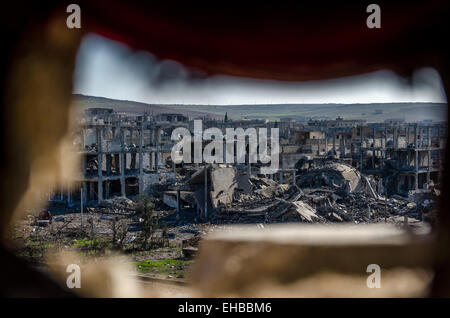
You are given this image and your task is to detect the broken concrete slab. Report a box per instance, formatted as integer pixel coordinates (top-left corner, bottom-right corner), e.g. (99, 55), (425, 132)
(211, 166), (237, 208)
(297, 159), (363, 194)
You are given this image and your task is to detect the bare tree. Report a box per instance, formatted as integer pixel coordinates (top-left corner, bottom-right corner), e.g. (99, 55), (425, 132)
(137, 195), (155, 250)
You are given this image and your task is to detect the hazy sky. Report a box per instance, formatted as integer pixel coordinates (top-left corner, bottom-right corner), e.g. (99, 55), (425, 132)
(74, 33), (447, 105)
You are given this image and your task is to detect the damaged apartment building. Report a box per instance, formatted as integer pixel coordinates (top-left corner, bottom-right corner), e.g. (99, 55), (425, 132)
(289, 117), (447, 196)
(50, 108), (187, 205)
(356, 122), (446, 195)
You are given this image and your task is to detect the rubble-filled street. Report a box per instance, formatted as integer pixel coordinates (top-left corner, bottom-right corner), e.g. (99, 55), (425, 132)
(8, 157), (440, 284)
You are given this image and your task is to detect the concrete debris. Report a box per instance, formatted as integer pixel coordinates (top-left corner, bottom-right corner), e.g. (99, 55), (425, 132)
(211, 166), (238, 208)
(287, 200), (321, 222)
(296, 158), (364, 194)
(43, 155), (435, 234)
(162, 158), (438, 228)
(98, 196), (136, 211)
(59, 196), (140, 217)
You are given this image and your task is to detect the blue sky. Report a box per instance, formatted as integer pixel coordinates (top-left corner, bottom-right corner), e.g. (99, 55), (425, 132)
(74, 33), (448, 105)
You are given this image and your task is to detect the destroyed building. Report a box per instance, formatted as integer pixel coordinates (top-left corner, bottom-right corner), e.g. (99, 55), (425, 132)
(160, 117), (446, 224)
(161, 157), (436, 227)
(288, 119), (446, 195)
(50, 109), (180, 205)
(49, 107), (446, 229)
(356, 123), (446, 195)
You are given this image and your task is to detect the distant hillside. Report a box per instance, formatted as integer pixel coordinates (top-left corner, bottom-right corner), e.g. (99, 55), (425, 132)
(72, 94), (222, 119)
(167, 102), (448, 122)
(73, 95), (447, 123)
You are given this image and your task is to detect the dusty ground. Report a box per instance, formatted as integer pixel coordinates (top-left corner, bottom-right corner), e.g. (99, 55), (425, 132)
(7, 202), (428, 281)
(6, 200), (204, 282)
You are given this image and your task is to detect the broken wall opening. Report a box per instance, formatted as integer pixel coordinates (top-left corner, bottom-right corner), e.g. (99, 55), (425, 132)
(125, 177), (139, 196)
(108, 179), (122, 197)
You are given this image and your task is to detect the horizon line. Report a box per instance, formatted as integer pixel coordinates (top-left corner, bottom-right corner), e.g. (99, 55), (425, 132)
(72, 93), (447, 106)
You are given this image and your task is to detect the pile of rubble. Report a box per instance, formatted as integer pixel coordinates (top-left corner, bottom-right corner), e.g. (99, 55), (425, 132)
(296, 158), (365, 194)
(207, 159), (429, 225)
(408, 188), (441, 225)
(94, 196), (137, 215)
(226, 176), (290, 209)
